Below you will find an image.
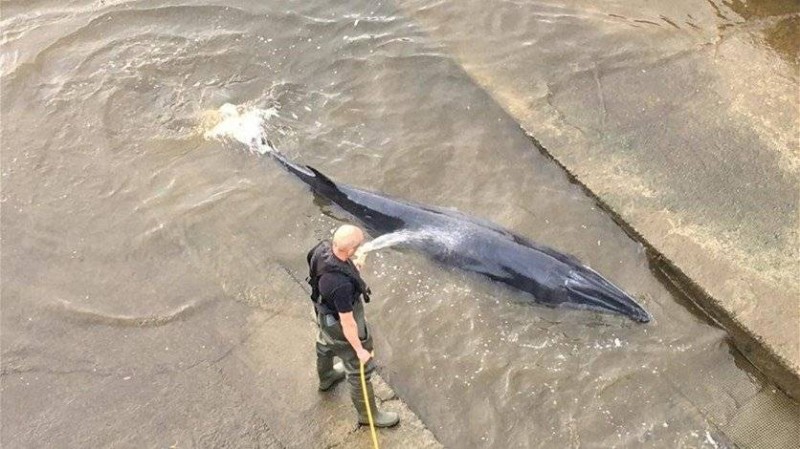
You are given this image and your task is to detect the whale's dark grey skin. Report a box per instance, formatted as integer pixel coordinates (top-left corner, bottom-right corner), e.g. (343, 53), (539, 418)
(270, 150), (650, 323)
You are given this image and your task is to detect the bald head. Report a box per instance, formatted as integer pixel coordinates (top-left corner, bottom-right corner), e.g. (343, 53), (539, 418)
(331, 224), (364, 260)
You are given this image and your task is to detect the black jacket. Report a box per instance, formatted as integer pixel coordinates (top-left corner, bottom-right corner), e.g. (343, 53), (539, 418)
(306, 240), (371, 314)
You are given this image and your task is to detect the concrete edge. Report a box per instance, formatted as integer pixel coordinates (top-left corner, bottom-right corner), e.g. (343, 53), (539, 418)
(369, 373), (445, 449)
(518, 131), (800, 402)
(651, 255), (800, 400)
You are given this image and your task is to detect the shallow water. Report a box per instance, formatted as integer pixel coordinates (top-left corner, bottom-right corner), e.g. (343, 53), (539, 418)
(2, 0), (797, 448)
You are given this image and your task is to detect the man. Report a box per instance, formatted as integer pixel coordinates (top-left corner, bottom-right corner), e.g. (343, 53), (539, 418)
(307, 224), (400, 427)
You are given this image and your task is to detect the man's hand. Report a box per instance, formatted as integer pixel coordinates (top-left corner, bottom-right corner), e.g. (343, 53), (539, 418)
(356, 348), (373, 364)
(352, 249), (367, 271)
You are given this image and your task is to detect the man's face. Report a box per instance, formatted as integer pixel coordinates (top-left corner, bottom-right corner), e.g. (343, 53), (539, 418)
(348, 238), (364, 259)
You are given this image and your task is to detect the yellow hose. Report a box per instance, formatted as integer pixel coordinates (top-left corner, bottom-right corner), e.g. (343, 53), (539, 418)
(359, 360), (380, 449)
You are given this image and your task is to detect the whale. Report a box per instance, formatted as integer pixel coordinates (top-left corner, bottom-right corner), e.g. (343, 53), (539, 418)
(268, 148), (650, 323)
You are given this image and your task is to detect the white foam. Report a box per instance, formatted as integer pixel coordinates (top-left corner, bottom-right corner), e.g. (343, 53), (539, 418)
(204, 103), (278, 155)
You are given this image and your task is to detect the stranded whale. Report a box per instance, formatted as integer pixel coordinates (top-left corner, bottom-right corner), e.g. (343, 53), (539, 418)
(270, 149), (650, 323)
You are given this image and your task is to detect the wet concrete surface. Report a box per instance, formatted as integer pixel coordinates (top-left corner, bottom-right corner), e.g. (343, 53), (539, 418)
(2, 0), (799, 447)
(2, 259), (441, 448)
(397, 0), (800, 401)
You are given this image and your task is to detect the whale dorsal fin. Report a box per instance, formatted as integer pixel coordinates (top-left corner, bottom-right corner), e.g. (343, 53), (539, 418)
(305, 165), (338, 188)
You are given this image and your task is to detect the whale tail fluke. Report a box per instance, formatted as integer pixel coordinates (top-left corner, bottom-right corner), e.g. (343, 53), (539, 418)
(564, 268), (651, 323)
(266, 144), (340, 196)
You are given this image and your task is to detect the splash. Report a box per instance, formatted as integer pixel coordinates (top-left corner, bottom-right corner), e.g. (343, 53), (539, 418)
(203, 103), (278, 154)
(359, 227), (464, 254)
(359, 230), (419, 253)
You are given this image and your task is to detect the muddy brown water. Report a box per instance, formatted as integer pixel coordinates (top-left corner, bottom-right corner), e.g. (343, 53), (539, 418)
(2, 0), (798, 448)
